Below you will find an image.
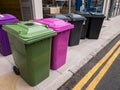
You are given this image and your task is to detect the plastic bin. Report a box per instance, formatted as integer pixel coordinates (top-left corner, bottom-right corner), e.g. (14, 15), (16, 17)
(44, 14), (71, 21)
(65, 13), (86, 46)
(3, 21), (56, 86)
(34, 18), (74, 70)
(86, 12), (105, 39)
(0, 14), (18, 56)
(75, 12), (91, 39)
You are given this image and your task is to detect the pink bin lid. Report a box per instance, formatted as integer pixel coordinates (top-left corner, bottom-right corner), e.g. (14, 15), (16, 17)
(0, 14), (17, 25)
(34, 18), (74, 33)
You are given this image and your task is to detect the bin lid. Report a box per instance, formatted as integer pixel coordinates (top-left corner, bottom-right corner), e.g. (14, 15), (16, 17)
(0, 14), (18, 25)
(34, 18), (74, 33)
(90, 12), (106, 18)
(65, 13), (86, 21)
(44, 14), (71, 21)
(53, 14), (71, 21)
(3, 21), (56, 44)
(44, 14), (55, 18)
(75, 12), (91, 18)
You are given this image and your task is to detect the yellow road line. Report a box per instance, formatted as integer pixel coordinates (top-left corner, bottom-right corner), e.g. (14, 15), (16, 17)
(86, 47), (120, 90)
(72, 41), (120, 90)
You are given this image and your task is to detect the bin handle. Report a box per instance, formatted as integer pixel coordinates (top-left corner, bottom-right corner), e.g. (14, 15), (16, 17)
(44, 25), (49, 28)
(35, 22), (49, 28)
(24, 23), (34, 26)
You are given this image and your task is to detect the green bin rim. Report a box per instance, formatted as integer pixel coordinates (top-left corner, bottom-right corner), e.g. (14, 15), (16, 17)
(3, 21), (56, 44)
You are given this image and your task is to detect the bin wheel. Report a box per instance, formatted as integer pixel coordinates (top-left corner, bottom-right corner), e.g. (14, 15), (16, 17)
(13, 66), (20, 75)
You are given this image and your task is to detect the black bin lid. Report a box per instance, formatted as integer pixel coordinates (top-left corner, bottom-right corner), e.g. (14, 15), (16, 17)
(44, 14), (71, 21)
(90, 12), (106, 18)
(75, 12), (91, 17)
(44, 14), (55, 18)
(65, 13), (86, 21)
(54, 14), (71, 21)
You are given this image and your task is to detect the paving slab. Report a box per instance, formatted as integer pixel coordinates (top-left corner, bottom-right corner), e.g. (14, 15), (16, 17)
(0, 55), (13, 76)
(36, 71), (72, 90)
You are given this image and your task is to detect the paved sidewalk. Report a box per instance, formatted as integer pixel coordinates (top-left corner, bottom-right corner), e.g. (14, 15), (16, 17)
(0, 15), (120, 90)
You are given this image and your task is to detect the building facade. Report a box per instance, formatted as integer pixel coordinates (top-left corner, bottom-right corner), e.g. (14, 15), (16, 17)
(0, 0), (120, 20)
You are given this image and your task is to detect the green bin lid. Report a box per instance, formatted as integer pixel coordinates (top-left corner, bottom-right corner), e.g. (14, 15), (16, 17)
(3, 21), (57, 44)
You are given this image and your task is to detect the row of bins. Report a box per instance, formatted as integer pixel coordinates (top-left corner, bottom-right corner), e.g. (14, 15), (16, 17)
(44, 13), (85, 46)
(1, 14), (74, 86)
(44, 12), (105, 41)
(0, 12), (105, 86)
(76, 12), (106, 39)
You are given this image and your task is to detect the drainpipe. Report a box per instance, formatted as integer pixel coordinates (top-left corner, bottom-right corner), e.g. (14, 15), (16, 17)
(86, 0), (91, 12)
(76, 0), (82, 12)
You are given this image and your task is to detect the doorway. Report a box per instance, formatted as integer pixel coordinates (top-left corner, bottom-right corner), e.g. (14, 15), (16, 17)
(0, 0), (22, 20)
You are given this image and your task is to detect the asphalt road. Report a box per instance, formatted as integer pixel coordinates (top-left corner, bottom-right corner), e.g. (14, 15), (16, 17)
(58, 34), (120, 90)
(96, 54), (120, 90)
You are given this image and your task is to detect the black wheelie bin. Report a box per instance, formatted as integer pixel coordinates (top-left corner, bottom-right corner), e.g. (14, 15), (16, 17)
(65, 13), (86, 46)
(44, 14), (71, 21)
(75, 12), (91, 39)
(76, 12), (105, 39)
(86, 12), (105, 39)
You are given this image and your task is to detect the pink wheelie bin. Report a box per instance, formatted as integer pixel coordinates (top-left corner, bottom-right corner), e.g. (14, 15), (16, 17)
(34, 18), (74, 70)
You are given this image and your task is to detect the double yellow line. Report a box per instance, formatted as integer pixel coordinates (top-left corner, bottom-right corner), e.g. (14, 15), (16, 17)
(73, 40), (120, 90)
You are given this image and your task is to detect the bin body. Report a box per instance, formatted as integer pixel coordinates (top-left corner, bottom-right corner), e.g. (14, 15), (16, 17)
(75, 12), (91, 39)
(34, 18), (74, 70)
(0, 14), (18, 56)
(3, 21), (56, 86)
(65, 13), (85, 46)
(86, 12), (105, 39)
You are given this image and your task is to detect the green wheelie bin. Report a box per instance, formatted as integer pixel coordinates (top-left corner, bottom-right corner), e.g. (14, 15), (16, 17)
(3, 21), (56, 86)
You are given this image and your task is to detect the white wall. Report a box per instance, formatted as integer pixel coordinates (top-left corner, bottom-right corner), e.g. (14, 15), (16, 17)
(102, 0), (111, 19)
(32, 0), (43, 19)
